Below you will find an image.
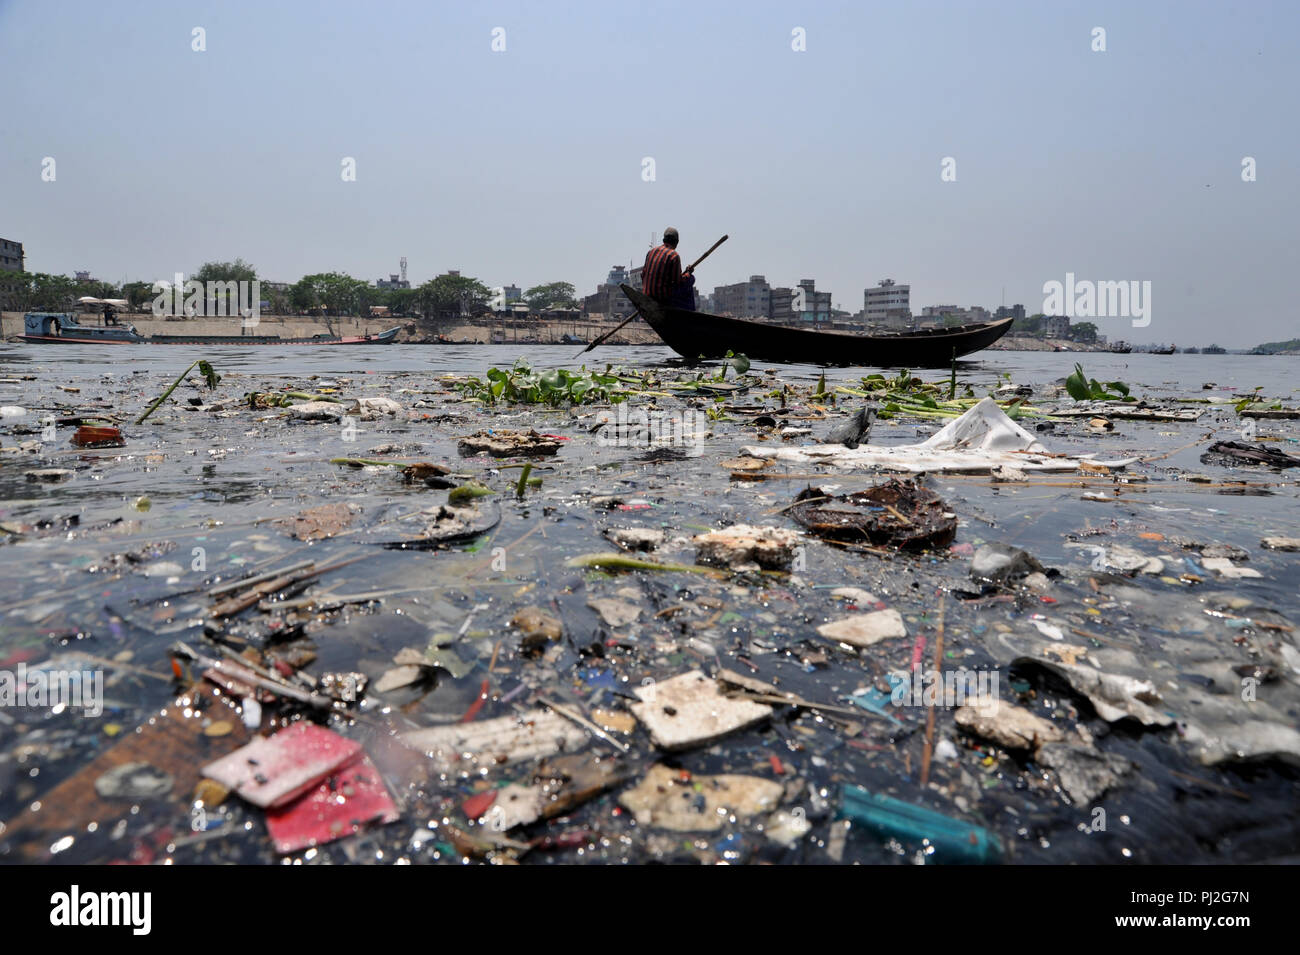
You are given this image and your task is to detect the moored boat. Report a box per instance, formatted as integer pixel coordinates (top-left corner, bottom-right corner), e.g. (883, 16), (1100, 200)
(19, 312), (400, 345)
(619, 285), (1012, 366)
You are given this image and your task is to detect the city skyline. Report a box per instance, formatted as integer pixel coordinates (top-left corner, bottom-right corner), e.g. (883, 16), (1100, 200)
(2, 0), (1297, 344)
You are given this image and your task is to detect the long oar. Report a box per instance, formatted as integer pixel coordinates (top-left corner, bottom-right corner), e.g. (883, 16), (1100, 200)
(576, 234), (728, 358)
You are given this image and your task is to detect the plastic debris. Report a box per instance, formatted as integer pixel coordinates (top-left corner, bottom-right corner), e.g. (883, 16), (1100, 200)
(1200, 557), (1263, 579)
(279, 502), (359, 541)
(510, 606), (563, 649)
(1017, 658), (1173, 727)
(457, 429), (562, 457)
(1200, 440), (1300, 468)
(817, 609), (908, 647)
(618, 764), (784, 832)
(24, 468), (74, 483)
(287, 401), (345, 421)
(692, 524), (801, 571)
(402, 709), (589, 772)
(264, 753), (398, 854)
(630, 671), (772, 750)
(587, 596), (642, 627)
(789, 479), (956, 550)
(969, 543), (1046, 585)
(743, 398), (1138, 473)
(1036, 743), (1132, 803)
(202, 722), (363, 809)
(604, 527), (665, 551)
(954, 700), (1064, 751)
(379, 499), (501, 549)
(822, 405), (876, 448)
(71, 425), (125, 448)
(1261, 536), (1300, 551)
(838, 784), (1003, 864)
(348, 396), (403, 419)
(93, 762), (175, 800)
(0, 686), (250, 860)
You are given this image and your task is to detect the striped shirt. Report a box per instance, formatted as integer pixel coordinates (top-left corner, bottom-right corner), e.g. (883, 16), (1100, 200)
(641, 244), (684, 301)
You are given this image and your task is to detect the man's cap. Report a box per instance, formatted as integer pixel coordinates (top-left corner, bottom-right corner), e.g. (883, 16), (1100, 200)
(663, 227), (679, 242)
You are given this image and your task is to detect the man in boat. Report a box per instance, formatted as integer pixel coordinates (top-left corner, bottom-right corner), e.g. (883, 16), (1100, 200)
(641, 227), (696, 311)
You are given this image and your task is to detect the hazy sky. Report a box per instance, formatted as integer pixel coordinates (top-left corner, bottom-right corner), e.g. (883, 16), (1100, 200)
(2, 0), (1297, 344)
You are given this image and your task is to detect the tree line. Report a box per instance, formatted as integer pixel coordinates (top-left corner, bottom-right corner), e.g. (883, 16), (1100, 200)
(0, 260), (580, 325)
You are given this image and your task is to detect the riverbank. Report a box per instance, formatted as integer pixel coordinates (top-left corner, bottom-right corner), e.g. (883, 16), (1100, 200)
(1, 312), (664, 346)
(4, 312), (1138, 351)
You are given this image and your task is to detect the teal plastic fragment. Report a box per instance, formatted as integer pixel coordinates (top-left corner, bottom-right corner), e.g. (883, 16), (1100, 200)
(838, 784), (1003, 864)
(849, 687), (903, 727)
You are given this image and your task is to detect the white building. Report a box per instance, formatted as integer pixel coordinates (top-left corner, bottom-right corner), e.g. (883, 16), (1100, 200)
(864, 279), (910, 327)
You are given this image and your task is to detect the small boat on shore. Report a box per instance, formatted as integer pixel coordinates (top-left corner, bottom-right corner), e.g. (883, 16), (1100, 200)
(619, 286), (1012, 366)
(19, 312), (400, 346)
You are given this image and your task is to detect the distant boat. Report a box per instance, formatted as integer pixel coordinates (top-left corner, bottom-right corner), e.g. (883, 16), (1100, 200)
(1109, 342), (1132, 353)
(1152, 345), (1176, 355)
(19, 312), (399, 345)
(619, 285), (1012, 366)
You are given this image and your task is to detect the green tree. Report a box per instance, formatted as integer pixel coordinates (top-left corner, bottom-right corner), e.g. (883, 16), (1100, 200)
(262, 284), (292, 315)
(121, 281), (155, 312)
(386, 287), (420, 317)
(290, 272), (369, 317)
(32, 273), (79, 311)
(0, 270), (35, 311)
(194, 259), (258, 284)
(524, 281), (577, 313)
(1071, 321), (1099, 343)
(1013, 313), (1044, 336)
(192, 259), (258, 316)
(291, 275), (323, 313)
(417, 273), (491, 322)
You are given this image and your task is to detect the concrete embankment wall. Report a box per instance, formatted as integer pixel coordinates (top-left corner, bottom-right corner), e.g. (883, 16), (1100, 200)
(1, 312), (663, 345)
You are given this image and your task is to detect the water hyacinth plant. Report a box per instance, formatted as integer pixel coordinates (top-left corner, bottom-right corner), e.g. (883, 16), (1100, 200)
(1065, 363), (1134, 402)
(458, 358), (628, 406)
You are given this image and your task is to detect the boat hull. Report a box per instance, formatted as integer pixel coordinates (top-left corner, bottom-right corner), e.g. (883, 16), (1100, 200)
(619, 286), (1012, 367)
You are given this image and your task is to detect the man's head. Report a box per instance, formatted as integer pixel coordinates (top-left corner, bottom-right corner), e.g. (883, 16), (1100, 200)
(662, 227), (679, 249)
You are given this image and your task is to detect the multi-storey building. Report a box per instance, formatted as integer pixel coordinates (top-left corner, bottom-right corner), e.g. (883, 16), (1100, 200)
(712, 275), (770, 318)
(0, 237), (23, 272)
(864, 279), (910, 327)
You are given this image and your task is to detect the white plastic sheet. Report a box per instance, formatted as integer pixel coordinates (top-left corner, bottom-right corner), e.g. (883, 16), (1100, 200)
(742, 398), (1138, 473)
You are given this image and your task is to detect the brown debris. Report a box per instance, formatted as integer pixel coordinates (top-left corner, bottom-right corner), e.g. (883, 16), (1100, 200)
(788, 478), (956, 550)
(457, 429), (561, 457)
(279, 502), (359, 541)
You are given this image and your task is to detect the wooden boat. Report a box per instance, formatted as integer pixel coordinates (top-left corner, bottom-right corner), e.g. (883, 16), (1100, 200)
(1152, 345), (1176, 355)
(19, 312), (400, 346)
(620, 285), (1013, 366)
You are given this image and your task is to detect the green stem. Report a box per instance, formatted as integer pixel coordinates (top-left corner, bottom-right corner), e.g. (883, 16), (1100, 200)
(566, 553), (722, 575)
(136, 360), (198, 424)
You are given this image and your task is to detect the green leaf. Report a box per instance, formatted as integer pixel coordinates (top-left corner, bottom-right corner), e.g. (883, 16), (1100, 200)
(197, 360), (221, 390)
(1065, 364), (1090, 400)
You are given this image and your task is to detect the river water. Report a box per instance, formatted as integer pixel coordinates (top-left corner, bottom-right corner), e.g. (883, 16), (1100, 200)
(1, 343), (1297, 864)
